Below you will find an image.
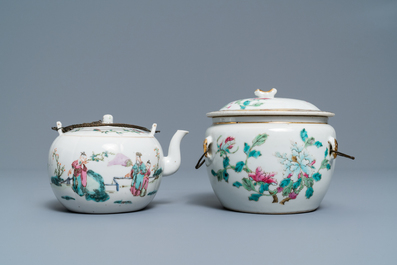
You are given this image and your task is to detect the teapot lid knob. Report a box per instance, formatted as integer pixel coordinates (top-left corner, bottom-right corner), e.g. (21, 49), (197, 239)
(254, 88), (277, 98)
(102, 114), (113, 124)
(150, 123), (157, 136)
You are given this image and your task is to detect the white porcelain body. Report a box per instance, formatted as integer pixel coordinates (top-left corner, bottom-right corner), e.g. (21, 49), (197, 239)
(48, 133), (166, 213)
(204, 117), (337, 214)
(48, 117), (188, 214)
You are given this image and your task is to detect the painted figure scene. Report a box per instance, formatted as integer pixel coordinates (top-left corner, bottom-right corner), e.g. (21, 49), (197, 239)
(50, 148), (162, 203)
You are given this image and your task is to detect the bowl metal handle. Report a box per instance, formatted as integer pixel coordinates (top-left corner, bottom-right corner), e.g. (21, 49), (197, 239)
(328, 138), (355, 160)
(195, 137), (213, 169)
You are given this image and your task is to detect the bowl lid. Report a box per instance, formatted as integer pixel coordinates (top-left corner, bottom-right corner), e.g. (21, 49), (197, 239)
(207, 89), (334, 117)
(53, 115), (158, 137)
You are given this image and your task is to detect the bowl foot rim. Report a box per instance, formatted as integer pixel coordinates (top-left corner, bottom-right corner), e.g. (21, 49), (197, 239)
(223, 205), (319, 215)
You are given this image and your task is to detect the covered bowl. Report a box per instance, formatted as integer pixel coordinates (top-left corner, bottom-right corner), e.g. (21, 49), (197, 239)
(198, 89), (353, 214)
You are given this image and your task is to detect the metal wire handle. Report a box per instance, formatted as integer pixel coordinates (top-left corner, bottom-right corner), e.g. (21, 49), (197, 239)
(195, 151), (208, 169)
(328, 139), (355, 160)
(331, 150), (355, 160)
(51, 120), (160, 134)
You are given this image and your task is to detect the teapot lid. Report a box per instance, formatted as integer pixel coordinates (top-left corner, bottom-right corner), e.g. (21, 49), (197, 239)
(207, 89), (334, 117)
(53, 114), (158, 137)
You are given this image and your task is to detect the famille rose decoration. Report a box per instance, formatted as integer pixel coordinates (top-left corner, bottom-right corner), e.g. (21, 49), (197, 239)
(48, 114), (188, 213)
(196, 88), (354, 214)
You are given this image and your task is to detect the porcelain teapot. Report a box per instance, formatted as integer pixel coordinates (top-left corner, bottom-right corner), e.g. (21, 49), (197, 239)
(48, 114), (188, 213)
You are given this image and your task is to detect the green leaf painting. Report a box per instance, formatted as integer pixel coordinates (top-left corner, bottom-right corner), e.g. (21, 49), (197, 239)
(303, 177), (314, 188)
(242, 178), (256, 191)
(282, 180), (294, 197)
(252, 133), (268, 148)
(210, 128), (331, 206)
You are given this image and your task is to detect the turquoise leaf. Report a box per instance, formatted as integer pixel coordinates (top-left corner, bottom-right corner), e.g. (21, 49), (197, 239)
(61, 196), (75, 201)
(244, 143), (250, 154)
(223, 157), (230, 168)
(243, 100), (250, 106)
(235, 161), (245, 172)
(324, 148), (329, 158)
(259, 183), (269, 193)
(293, 178), (302, 189)
(326, 163), (331, 170)
(313, 172), (322, 181)
(300, 129), (308, 142)
(223, 170), (229, 182)
(248, 194), (262, 201)
(248, 150), (261, 158)
(211, 170), (217, 176)
(305, 187), (314, 199)
(280, 178), (291, 188)
(233, 181), (242, 188)
(314, 141), (323, 148)
(153, 168), (163, 177)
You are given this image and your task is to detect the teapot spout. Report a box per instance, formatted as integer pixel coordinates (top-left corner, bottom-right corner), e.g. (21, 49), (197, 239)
(162, 130), (189, 176)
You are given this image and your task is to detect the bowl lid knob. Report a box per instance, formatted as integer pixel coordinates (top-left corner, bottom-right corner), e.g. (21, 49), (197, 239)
(254, 88), (277, 98)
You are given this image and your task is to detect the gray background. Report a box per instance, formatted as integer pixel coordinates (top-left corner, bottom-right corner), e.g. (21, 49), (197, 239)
(1, 1), (396, 264)
(1, 0), (396, 171)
